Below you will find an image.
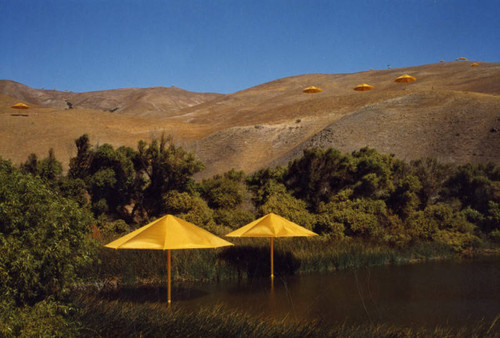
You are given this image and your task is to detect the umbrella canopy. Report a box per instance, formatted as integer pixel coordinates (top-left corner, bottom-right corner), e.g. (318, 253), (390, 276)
(354, 83), (374, 92)
(105, 214), (233, 304)
(226, 213), (317, 238)
(470, 63), (479, 67)
(394, 74), (416, 84)
(11, 102), (30, 109)
(394, 74), (416, 89)
(105, 214), (233, 250)
(226, 213), (317, 279)
(302, 86), (323, 94)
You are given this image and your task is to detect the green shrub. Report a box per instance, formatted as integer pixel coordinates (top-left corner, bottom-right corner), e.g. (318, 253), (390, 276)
(432, 230), (481, 252)
(162, 190), (214, 227)
(258, 185), (316, 230)
(214, 208), (255, 229)
(488, 229), (500, 242)
(0, 159), (96, 305)
(200, 169), (247, 209)
(316, 195), (388, 240)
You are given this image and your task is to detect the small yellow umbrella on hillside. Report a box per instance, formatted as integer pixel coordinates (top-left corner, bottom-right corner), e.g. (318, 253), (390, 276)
(226, 213), (317, 279)
(394, 74), (417, 89)
(302, 86), (323, 98)
(105, 214), (233, 304)
(11, 102), (30, 109)
(470, 63), (479, 67)
(354, 83), (374, 92)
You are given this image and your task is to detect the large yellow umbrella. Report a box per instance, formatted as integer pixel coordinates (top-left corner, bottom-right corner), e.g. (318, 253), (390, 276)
(394, 74), (417, 89)
(11, 102), (30, 109)
(105, 214), (233, 304)
(354, 83), (374, 92)
(226, 213), (317, 279)
(302, 86), (323, 98)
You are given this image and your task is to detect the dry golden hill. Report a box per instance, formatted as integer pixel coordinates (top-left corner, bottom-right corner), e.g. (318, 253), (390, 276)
(0, 80), (222, 116)
(1, 61), (499, 178)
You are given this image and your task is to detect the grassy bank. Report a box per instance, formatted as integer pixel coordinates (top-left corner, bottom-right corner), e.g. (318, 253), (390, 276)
(73, 295), (500, 337)
(86, 236), (496, 288)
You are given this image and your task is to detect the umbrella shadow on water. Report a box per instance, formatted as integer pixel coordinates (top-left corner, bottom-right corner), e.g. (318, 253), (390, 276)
(99, 285), (209, 304)
(218, 246), (300, 279)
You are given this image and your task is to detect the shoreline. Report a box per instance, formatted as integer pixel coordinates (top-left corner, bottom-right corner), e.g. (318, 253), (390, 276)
(80, 243), (500, 291)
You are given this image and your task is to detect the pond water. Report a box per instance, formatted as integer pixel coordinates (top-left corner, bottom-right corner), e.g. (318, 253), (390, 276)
(111, 258), (500, 328)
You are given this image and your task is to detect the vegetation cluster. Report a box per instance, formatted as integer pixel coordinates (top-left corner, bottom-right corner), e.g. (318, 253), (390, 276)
(1, 134), (499, 336)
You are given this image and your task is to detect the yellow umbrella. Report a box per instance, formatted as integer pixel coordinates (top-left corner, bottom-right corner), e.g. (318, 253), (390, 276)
(354, 83), (374, 92)
(11, 102), (30, 109)
(470, 63), (479, 67)
(302, 86), (323, 98)
(105, 214), (233, 304)
(226, 213), (317, 279)
(394, 74), (417, 89)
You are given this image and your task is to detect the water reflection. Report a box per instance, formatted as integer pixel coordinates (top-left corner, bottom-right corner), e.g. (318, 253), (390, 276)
(183, 258), (499, 327)
(107, 258), (500, 327)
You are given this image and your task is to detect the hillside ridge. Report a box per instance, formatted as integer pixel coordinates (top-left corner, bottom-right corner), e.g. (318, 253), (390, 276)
(1, 61), (499, 178)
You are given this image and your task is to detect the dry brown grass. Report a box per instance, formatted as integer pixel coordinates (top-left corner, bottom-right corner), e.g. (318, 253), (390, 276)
(1, 61), (499, 177)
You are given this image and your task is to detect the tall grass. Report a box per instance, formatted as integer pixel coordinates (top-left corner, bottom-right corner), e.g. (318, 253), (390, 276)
(74, 294), (500, 337)
(292, 237), (457, 273)
(88, 237), (459, 287)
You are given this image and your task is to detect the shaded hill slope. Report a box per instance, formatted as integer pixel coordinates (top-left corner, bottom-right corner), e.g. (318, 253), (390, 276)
(188, 61), (500, 177)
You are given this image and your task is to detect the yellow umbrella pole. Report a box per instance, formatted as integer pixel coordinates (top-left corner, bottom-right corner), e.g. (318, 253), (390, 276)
(167, 249), (171, 305)
(270, 237), (274, 279)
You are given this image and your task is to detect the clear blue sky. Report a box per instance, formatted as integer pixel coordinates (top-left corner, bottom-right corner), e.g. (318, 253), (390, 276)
(1, 0), (499, 94)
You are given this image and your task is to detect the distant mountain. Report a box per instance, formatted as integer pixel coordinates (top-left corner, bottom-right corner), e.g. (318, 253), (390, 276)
(0, 80), (222, 116)
(1, 61), (499, 178)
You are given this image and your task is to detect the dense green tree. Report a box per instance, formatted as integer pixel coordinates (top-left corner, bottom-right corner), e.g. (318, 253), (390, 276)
(258, 183), (316, 230)
(246, 167), (287, 207)
(200, 169), (247, 209)
(39, 148), (63, 183)
(68, 134), (92, 180)
(68, 136), (137, 217)
(87, 144), (136, 216)
(200, 169), (255, 229)
(387, 175), (423, 219)
(56, 176), (88, 207)
(21, 149), (63, 186)
(162, 190), (214, 227)
(20, 153), (39, 176)
(136, 135), (204, 216)
(284, 147), (399, 209)
(213, 208), (255, 230)
(409, 158), (453, 206)
(317, 193), (388, 240)
(442, 163), (497, 213)
(405, 203), (480, 250)
(21, 150), (87, 207)
(484, 201), (500, 235)
(350, 147), (396, 199)
(0, 157), (95, 306)
(284, 148), (353, 209)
